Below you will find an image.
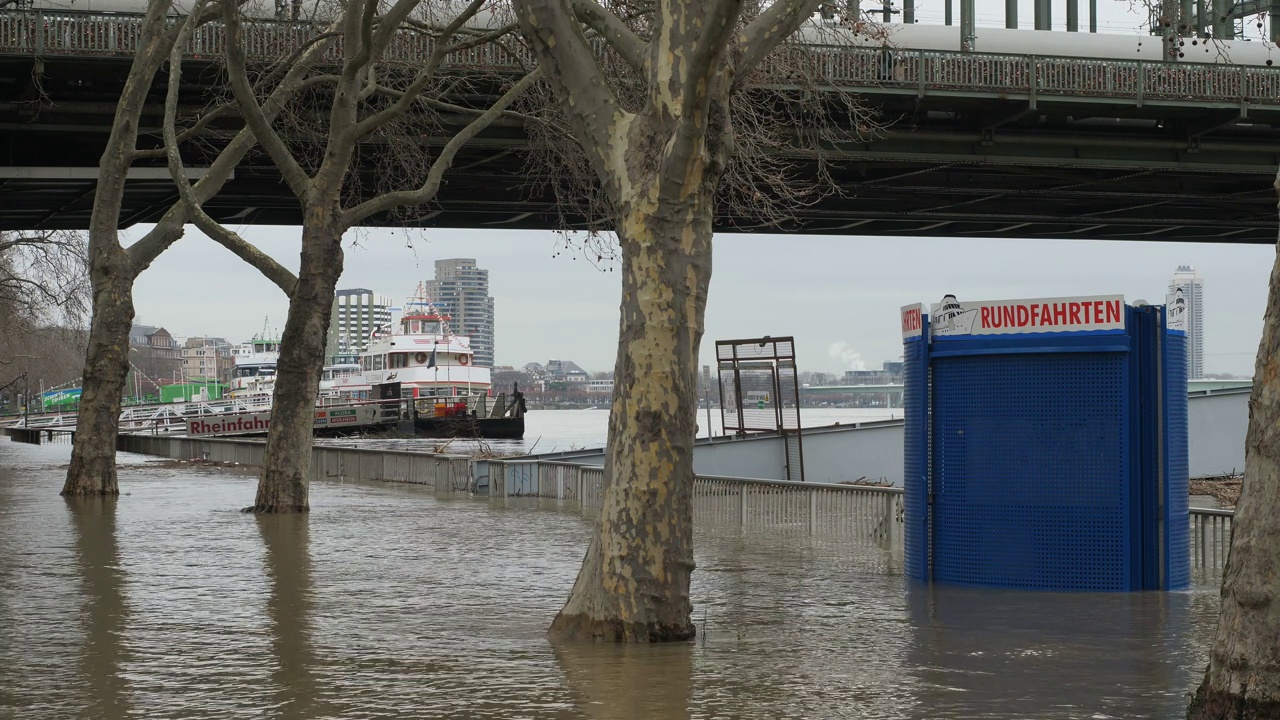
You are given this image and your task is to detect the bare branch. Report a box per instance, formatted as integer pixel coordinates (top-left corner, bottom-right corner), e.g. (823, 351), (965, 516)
(349, 0), (500, 141)
(515, 0), (632, 200)
(733, 0), (824, 85)
(345, 69), (543, 225)
(223, 0), (313, 200)
(159, 1), (298, 295)
(570, 0), (646, 72)
(343, 0), (384, 84)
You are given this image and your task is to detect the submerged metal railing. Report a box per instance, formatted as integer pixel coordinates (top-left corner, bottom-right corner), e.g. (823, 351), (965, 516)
(115, 432), (1235, 576)
(510, 460), (903, 541)
(1190, 507), (1234, 571)
(1, 10), (1279, 107)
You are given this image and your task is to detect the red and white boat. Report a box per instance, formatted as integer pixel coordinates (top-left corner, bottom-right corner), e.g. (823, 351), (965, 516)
(328, 284), (525, 438)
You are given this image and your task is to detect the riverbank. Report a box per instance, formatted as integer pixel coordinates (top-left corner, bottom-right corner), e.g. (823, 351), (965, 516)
(0, 438), (1225, 719)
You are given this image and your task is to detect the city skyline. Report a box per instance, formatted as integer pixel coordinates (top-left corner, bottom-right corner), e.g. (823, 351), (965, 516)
(127, 226), (1269, 377)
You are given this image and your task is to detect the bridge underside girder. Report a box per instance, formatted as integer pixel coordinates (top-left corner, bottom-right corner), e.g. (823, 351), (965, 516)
(1, 57), (1278, 242)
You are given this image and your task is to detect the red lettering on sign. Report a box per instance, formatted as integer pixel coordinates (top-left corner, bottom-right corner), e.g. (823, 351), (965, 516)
(901, 306), (922, 335)
(1053, 303), (1067, 326)
(980, 306), (991, 328)
(1016, 305), (1029, 327)
(1105, 300), (1121, 324)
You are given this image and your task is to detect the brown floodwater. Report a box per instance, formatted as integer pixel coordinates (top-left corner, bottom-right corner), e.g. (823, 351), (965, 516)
(0, 439), (1223, 719)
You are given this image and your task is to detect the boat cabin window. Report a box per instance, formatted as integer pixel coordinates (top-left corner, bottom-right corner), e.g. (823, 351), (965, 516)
(373, 355), (384, 371)
(234, 365), (276, 378)
(390, 353), (407, 369)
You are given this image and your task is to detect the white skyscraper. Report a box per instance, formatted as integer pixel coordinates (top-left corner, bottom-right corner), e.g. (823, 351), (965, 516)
(1168, 265), (1204, 380)
(426, 259), (495, 368)
(326, 288), (394, 360)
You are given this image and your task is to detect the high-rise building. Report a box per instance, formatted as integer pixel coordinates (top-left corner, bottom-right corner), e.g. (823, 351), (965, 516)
(1168, 265), (1205, 380)
(326, 288), (394, 361)
(426, 258), (495, 368)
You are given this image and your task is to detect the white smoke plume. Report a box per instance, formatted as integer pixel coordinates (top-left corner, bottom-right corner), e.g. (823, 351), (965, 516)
(828, 341), (868, 371)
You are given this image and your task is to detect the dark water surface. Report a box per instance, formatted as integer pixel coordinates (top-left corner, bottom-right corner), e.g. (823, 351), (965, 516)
(0, 439), (1221, 719)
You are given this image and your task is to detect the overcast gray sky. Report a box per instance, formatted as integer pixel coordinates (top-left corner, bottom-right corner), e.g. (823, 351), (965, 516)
(127, 226), (1271, 377)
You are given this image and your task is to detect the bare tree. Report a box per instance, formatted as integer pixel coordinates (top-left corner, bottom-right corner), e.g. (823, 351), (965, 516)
(166, 0), (540, 512)
(0, 230), (90, 404)
(511, 0), (872, 640)
(62, 0), (336, 496)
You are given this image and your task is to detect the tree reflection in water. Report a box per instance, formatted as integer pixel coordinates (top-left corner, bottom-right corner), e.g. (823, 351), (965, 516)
(66, 495), (131, 719)
(258, 513), (332, 719)
(553, 641), (693, 720)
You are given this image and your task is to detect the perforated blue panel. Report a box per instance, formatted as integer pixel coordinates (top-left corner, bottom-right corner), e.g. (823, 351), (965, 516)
(1164, 330), (1190, 590)
(903, 335), (929, 582)
(930, 351), (1132, 591)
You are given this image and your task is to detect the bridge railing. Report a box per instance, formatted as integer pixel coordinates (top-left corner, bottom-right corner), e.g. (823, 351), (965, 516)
(4, 10), (1280, 106)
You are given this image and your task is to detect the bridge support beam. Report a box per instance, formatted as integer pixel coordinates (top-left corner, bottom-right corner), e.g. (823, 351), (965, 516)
(1034, 0), (1051, 30)
(1090, 0), (1098, 30)
(904, 0), (914, 23)
(1210, 0), (1235, 37)
(1181, 0), (1196, 34)
(1067, 0), (1079, 30)
(960, 0), (976, 48)
(1006, 0), (1018, 28)
(945, 0), (952, 25)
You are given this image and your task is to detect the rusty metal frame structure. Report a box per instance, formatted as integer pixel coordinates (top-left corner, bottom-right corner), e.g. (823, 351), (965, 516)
(715, 336), (805, 482)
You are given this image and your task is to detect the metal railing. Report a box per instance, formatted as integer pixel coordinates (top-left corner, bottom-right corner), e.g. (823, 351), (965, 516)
(113, 432), (1234, 577)
(1190, 507), (1234, 571)
(506, 460), (904, 541)
(1, 10), (1279, 108)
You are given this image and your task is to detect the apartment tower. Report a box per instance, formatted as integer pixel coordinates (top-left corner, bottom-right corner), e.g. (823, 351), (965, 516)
(426, 258), (495, 368)
(1168, 265), (1205, 380)
(326, 288), (394, 361)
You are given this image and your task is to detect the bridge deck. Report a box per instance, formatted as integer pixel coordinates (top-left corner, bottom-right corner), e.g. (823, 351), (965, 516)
(0, 11), (1277, 240)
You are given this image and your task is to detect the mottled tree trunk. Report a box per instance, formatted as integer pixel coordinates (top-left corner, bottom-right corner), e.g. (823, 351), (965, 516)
(61, 0), (176, 496)
(62, 254), (135, 496)
(549, 178), (715, 642)
(247, 216), (345, 513)
(1188, 173), (1280, 719)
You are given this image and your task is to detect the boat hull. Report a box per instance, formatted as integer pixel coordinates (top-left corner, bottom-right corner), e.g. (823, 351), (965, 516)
(413, 415), (525, 440)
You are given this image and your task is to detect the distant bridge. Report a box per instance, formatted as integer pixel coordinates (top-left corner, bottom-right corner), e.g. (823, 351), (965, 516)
(0, 11), (1278, 240)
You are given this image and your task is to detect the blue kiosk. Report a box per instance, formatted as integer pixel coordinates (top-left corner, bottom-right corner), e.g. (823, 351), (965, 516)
(901, 294), (1189, 592)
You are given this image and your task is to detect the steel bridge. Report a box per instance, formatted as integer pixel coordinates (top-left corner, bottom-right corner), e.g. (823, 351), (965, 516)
(1, 10), (1279, 241)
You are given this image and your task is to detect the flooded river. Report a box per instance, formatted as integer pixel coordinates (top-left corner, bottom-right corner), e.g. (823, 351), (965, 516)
(0, 439), (1221, 719)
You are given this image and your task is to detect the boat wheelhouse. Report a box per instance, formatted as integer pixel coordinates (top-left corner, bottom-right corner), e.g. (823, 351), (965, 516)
(228, 336), (280, 399)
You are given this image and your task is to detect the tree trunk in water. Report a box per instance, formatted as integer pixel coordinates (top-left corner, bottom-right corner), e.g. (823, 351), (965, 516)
(549, 181), (714, 642)
(247, 219), (345, 513)
(62, 249), (135, 496)
(1188, 173), (1280, 719)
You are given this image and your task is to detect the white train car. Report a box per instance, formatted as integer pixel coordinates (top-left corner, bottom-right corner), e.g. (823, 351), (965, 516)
(19, 0), (506, 27)
(796, 21), (1280, 66)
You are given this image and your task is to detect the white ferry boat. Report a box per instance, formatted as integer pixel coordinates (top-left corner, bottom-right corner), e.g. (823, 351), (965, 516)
(228, 336), (279, 402)
(329, 286), (526, 438)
